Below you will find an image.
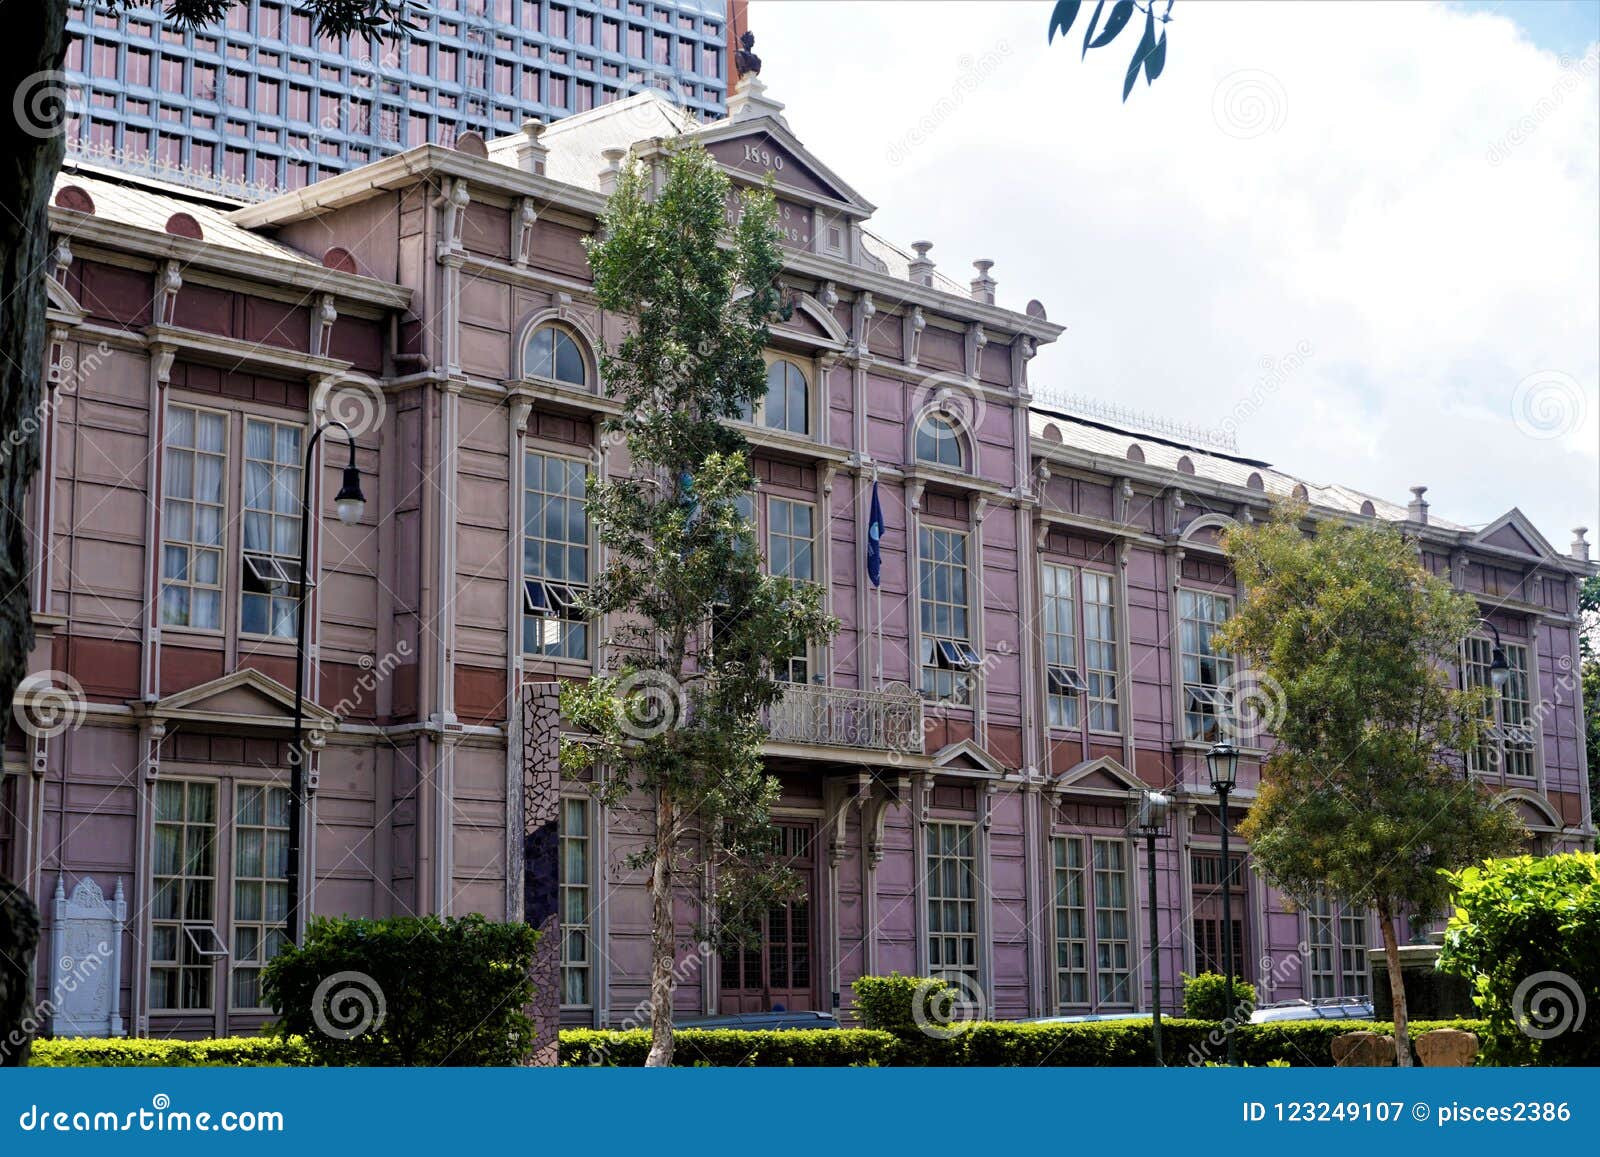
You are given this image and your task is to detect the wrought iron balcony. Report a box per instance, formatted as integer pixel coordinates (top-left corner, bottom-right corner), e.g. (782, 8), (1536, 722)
(763, 681), (924, 754)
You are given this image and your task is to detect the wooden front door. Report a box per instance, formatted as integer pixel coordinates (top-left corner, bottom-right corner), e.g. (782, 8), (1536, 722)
(719, 823), (816, 1013)
(1191, 849), (1251, 982)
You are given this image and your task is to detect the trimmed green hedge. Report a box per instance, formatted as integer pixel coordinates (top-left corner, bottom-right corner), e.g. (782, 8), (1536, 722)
(559, 1028), (898, 1067)
(31, 1018), (1492, 1067)
(30, 1036), (310, 1067)
(1235, 1019), (1489, 1068)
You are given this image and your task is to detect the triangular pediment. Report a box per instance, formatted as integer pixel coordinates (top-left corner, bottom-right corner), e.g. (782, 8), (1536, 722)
(1471, 508), (1557, 560)
(150, 667), (336, 729)
(1055, 756), (1145, 797)
(930, 738), (1008, 776)
(696, 120), (874, 215)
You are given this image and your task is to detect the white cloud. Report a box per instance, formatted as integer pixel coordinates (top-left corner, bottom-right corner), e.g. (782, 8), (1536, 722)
(750, 0), (1599, 543)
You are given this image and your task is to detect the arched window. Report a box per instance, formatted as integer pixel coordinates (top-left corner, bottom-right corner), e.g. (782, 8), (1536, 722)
(763, 359), (808, 434)
(524, 324), (586, 387)
(915, 413), (963, 469)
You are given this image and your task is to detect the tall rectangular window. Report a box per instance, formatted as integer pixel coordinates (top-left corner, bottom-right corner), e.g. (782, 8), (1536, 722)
(1463, 637), (1536, 778)
(919, 527), (978, 704)
(241, 418), (303, 638)
(926, 822), (978, 986)
(768, 497), (815, 683)
(161, 405), (226, 630)
(1092, 839), (1131, 1004)
(1082, 570), (1119, 731)
(150, 780), (220, 1011)
(523, 451), (590, 660)
(1180, 589), (1234, 741)
(230, 784), (289, 1010)
(1052, 836), (1132, 1008)
(1041, 562), (1084, 728)
(1052, 836), (1088, 1005)
(1307, 895), (1369, 1000)
(559, 797), (592, 1008)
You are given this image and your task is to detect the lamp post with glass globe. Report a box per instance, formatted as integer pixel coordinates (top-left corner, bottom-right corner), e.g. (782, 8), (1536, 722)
(1135, 789), (1171, 1064)
(285, 420), (366, 945)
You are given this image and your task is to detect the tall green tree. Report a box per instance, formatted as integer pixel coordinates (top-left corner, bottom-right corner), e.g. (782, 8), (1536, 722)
(1218, 505), (1525, 1066)
(560, 144), (835, 1067)
(0, 0), (413, 1072)
(1579, 575), (1599, 828)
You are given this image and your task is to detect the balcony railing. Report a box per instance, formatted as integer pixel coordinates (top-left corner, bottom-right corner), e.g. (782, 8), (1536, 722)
(764, 681), (924, 754)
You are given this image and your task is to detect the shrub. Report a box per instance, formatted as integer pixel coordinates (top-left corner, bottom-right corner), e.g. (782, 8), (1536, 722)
(1440, 852), (1600, 1065)
(559, 1028), (897, 1067)
(30, 1037), (310, 1067)
(1182, 971), (1257, 1021)
(964, 1018), (1217, 1066)
(262, 913), (540, 1066)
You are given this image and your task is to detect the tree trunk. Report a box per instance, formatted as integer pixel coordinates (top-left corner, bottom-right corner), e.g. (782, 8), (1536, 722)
(644, 791), (676, 1067)
(1378, 903), (1413, 1067)
(0, 0), (67, 1068)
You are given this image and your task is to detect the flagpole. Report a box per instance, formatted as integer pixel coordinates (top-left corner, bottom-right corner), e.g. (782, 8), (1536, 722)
(872, 464), (884, 689)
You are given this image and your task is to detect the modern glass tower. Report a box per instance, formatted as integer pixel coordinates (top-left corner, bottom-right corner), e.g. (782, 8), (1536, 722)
(64, 0), (734, 199)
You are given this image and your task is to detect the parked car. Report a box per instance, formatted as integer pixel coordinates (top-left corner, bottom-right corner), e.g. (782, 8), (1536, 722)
(676, 1010), (841, 1031)
(1249, 997), (1375, 1024)
(1016, 1011), (1153, 1025)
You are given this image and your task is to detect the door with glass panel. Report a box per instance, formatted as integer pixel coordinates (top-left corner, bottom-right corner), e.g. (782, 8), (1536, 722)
(719, 823), (816, 1013)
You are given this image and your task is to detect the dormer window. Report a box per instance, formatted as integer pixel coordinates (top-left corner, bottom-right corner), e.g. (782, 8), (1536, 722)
(525, 323), (586, 387)
(915, 413), (963, 469)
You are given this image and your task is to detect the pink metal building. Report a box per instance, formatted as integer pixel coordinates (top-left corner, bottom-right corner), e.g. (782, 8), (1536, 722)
(8, 73), (1593, 1039)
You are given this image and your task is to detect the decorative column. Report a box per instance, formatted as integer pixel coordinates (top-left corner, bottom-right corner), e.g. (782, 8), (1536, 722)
(519, 683), (561, 1066)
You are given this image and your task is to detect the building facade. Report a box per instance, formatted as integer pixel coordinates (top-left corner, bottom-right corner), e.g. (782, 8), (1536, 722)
(64, 0), (737, 198)
(8, 70), (1595, 1041)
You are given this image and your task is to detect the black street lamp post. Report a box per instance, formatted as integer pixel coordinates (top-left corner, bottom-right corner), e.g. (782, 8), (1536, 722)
(1206, 740), (1240, 1066)
(1135, 789), (1171, 1065)
(285, 420), (366, 945)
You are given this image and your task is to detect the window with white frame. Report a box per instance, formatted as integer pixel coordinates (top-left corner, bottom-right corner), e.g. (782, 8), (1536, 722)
(926, 821), (978, 986)
(1463, 637), (1536, 778)
(767, 497), (815, 683)
(524, 323), (587, 387)
(240, 417), (304, 639)
(919, 526), (979, 703)
(1041, 562), (1086, 727)
(763, 359), (808, 434)
(1180, 589), (1235, 742)
(230, 783), (290, 1010)
(523, 451), (590, 660)
(1082, 570), (1120, 732)
(161, 404), (227, 630)
(1053, 835), (1133, 1008)
(560, 796), (592, 1008)
(1306, 895), (1369, 1000)
(150, 780), (224, 1011)
(914, 413), (963, 469)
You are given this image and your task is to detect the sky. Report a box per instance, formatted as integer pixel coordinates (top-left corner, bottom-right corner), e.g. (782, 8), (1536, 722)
(748, 0), (1600, 546)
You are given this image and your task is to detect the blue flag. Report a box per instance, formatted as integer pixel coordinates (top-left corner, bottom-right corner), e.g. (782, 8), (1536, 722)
(866, 480), (885, 588)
